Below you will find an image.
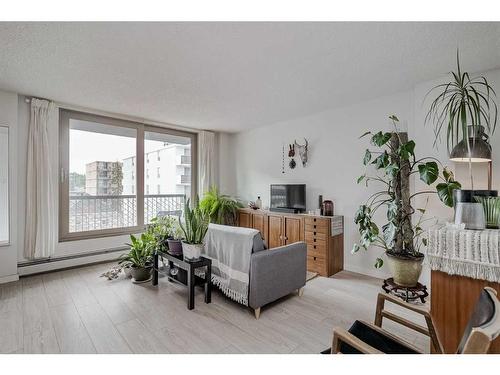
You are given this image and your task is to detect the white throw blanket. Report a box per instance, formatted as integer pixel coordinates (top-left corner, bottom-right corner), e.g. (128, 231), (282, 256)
(203, 223), (258, 306)
(427, 227), (500, 283)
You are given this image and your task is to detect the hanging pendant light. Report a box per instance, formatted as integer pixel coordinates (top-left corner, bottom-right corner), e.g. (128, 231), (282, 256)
(450, 125), (492, 162)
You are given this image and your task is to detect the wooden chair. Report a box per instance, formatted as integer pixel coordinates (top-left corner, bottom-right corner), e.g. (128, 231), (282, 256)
(328, 287), (500, 354)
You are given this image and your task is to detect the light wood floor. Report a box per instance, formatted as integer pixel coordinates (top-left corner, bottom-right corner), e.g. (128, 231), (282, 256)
(0, 262), (430, 354)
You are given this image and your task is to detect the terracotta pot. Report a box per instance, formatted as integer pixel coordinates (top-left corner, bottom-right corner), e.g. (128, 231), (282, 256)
(182, 242), (203, 261)
(385, 252), (424, 287)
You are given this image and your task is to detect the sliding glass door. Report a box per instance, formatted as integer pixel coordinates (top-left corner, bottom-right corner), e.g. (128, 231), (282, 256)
(59, 110), (197, 241)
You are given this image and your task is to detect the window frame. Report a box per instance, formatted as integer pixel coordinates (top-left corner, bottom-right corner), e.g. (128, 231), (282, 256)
(59, 109), (197, 242)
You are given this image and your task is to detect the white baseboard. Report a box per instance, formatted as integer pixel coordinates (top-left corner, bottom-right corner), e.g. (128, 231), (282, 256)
(18, 249), (126, 276)
(0, 274), (19, 284)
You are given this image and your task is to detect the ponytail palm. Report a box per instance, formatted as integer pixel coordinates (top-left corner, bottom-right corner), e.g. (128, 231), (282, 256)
(425, 51), (497, 153)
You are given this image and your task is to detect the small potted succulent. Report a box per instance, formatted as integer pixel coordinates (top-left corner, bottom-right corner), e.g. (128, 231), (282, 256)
(179, 198), (209, 261)
(119, 233), (155, 282)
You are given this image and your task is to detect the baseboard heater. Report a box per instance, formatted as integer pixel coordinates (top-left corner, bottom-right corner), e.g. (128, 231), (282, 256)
(18, 246), (128, 268)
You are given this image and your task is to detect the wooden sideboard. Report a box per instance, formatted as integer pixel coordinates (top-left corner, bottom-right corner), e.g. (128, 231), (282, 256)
(237, 208), (344, 277)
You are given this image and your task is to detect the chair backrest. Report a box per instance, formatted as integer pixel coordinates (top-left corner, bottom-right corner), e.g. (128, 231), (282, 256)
(457, 287), (500, 354)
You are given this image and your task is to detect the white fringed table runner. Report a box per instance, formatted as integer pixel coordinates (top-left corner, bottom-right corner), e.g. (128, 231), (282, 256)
(427, 227), (500, 283)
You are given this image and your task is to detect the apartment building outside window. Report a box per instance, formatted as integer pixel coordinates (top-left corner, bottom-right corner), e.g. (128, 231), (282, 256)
(59, 109), (196, 241)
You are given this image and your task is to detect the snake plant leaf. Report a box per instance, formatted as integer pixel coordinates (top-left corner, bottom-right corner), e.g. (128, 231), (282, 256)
(418, 162), (439, 185)
(436, 180), (462, 207)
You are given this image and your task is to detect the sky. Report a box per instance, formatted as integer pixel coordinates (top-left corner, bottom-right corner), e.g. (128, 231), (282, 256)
(69, 130), (178, 174)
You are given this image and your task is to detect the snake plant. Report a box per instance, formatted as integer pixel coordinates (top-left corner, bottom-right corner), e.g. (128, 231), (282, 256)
(179, 198), (209, 245)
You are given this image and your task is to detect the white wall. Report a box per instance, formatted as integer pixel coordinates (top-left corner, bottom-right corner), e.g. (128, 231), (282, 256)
(228, 91), (414, 279)
(223, 67), (500, 281)
(0, 90), (19, 282)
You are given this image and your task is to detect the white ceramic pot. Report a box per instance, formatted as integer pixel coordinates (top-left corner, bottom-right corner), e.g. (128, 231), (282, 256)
(181, 242), (203, 261)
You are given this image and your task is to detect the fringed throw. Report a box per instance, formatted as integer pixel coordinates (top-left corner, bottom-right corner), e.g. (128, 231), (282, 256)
(427, 227), (500, 283)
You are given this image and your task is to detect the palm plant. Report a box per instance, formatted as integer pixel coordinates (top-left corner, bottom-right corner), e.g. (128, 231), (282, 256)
(425, 51), (497, 152)
(199, 186), (243, 225)
(179, 198), (209, 245)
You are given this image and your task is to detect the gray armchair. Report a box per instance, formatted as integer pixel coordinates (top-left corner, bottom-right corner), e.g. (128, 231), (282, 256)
(249, 240), (307, 318)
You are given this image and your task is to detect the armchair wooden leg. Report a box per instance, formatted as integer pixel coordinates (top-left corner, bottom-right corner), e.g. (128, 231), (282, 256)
(254, 307), (261, 319)
(298, 287), (304, 297)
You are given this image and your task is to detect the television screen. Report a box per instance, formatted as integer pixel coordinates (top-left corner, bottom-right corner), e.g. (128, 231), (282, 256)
(270, 184), (306, 212)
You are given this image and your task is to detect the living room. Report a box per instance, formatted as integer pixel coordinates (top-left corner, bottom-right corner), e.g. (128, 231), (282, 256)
(1, 1), (500, 372)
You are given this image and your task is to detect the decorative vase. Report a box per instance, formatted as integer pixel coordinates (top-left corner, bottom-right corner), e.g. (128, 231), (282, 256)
(473, 196), (500, 229)
(454, 202), (486, 230)
(453, 189), (497, 207)
(130, 266), (152, 282)
(167, 238), (183, 255)
(181, 242), (203, 261)
(385, 252), (424, 287)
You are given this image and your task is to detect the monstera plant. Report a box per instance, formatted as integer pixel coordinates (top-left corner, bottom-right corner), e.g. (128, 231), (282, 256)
(352, 115), (461, 287)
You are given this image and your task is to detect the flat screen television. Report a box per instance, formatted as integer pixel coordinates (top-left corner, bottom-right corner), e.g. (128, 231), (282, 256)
(270, 184), (306, 213)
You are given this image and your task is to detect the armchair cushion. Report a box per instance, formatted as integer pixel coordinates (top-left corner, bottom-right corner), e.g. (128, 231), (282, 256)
(322, 320), (419, 354)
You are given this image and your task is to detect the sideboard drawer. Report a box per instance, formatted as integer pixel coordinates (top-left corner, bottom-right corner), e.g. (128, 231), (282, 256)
(304, 217), (329, 228)
(305, 231), (327, 242)
(305, 223), (328, 235)
(307, 243), (327, 258)
(307, 255), (327, 275)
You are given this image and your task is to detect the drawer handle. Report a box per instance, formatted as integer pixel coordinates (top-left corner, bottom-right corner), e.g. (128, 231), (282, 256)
(313, 256), (317, 260)
(313, 218), (316, 222)
(313, 245), (316, 249)
(314, 232), (317, 235)
(314, 239), (316, 242)
(314, 225), (316, 229)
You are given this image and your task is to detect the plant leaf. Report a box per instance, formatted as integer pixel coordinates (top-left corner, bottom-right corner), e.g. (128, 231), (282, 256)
(363, 149), (371, 165)
(374, 258), (384, 268)
(359, 131), (372, 139)
(371, 131), (392, 147)
(418, 161), (439, 185)
(357, 174), (366, 184)
(351, 243), (360, 254)
(436, 181), (462, 207)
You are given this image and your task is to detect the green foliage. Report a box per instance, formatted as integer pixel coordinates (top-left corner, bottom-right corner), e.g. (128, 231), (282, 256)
(425, 50), (497, 152)
(119, 233), (155, 268)
(179, 198), (209, 245)
(352, 114), (462, 269)
(199, 186), (243, 225)
(418, 162), (439, 185)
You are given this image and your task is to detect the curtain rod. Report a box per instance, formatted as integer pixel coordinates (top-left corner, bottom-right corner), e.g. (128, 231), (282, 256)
(22, 94), (210, 134)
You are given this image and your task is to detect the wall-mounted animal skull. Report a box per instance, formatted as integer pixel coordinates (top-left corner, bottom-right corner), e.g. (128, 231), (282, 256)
(294, 138), (308, 167)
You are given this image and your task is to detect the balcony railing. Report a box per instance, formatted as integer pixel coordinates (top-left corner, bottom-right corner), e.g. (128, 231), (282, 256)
(69, 194), (186, 233)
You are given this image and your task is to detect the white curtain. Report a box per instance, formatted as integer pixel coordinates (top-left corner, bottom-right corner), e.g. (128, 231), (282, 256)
(198, 130), (216, 196)
(24, 99), (56, 259)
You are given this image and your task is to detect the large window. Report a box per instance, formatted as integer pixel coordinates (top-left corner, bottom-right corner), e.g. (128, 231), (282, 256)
(59, 110), (197, 241)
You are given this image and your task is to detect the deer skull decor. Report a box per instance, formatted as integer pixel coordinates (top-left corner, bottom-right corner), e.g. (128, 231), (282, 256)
(294, 138), (309, 167)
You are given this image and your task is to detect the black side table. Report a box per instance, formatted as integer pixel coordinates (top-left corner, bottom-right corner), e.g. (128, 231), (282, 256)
(153, 250), (211, 310)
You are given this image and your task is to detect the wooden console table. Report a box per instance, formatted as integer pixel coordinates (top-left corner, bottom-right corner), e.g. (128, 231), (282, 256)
(237, 208), (344, 277)
(427, 227), (500, 353)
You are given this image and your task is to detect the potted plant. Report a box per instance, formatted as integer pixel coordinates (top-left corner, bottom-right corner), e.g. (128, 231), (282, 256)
(425, 51), (497, 201)
(353, 115), (461, 287)
(119, 233), (155, 282)
(166, 221), (184, 256)
(179, 198), (209, 261)
(200, 186), (243, 225)
(147, 215), (176, 252)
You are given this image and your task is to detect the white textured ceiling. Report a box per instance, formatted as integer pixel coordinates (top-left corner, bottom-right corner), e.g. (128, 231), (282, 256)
(1, 22), (500, 133)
